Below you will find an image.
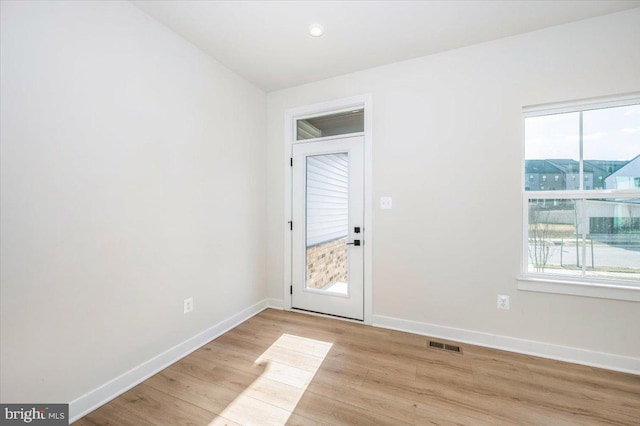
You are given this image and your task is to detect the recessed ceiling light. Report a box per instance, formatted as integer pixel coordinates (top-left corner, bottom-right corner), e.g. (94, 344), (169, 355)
(308, 24), (324, 37)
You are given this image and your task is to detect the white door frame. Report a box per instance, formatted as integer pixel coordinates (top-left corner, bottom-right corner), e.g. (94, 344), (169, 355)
(284, 94), (373, 324)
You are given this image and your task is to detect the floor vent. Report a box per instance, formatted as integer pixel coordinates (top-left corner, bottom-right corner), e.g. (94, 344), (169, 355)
(444, 344), (461, 353)
(429, 340), (462, 354)
(429, 341), (445, 349)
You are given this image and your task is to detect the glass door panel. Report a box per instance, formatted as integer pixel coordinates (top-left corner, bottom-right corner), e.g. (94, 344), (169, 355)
(305, 153), (349, 295)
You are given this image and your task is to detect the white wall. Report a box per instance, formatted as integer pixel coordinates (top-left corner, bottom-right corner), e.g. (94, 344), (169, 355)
(267, 9), (640, 359)
(0, 0), (266, 404)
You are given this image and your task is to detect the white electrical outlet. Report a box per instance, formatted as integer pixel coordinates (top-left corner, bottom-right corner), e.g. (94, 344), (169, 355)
(497, 295), (510, 310)
(380, 196), (393, 209)
(184, 297), (193, 314)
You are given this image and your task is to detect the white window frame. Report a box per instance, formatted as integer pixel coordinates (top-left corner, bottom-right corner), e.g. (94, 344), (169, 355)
(518, 93), (640, 302)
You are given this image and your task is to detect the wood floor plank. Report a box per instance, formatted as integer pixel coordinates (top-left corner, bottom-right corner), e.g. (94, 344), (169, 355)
(326, 344), (418, 380)
(307, 358), (369, 387)
(190, 343), (316, 389)
(256, 343), (327, 373)
(194, 341), (262, 371)
(285, 412), (328, 426)
(257, 359), (317, 389)
(71, 417), (100, 426)
(365, 368), (567, 425)
(413, 401), (499, 426)
(85, 401), (156, 426)
(305, 379), (418, 424)
(207, 416), (242, 426)
(293, 391), (413, 426)
(469, 372), (625, 425)
(527, 361), (640, 396)
(416, 354), (474, 386)
(107, 382), (218, 425)
(211, 393), (292, 426)
(144, 364), (246, 415)
(76, 309), (640, 426)
(272, 333), (336, 358)
(170, 353), (307, 411)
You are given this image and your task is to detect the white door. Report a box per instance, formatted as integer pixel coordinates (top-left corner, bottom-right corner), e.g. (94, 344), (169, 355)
(292, 136), (364, 320)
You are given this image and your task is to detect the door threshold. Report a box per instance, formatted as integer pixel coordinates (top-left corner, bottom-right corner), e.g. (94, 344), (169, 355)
(290, 307), (364, 323)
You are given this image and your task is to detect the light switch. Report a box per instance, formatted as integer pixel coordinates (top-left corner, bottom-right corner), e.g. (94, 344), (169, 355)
(380, 197), (393, 209)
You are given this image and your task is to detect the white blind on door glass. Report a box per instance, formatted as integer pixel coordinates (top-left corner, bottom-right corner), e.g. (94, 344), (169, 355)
(306, 153), (348, 247)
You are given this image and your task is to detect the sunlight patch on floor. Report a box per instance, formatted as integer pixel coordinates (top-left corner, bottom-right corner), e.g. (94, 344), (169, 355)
(209, 333), (333, 425)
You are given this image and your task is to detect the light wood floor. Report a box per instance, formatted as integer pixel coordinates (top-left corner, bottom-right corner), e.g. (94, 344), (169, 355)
(76, 309), (640, 425)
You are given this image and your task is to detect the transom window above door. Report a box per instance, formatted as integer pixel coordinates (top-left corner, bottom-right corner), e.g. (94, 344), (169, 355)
(296, 108), (364, 140)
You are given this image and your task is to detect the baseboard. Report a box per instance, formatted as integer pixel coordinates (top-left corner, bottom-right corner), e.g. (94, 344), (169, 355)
(68, 299), (270, 423)
(373, 314), (640, 375)
(266, 298), (284, 309)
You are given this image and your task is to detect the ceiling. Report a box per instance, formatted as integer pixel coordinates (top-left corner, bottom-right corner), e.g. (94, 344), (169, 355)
(132, 1), (640, 92)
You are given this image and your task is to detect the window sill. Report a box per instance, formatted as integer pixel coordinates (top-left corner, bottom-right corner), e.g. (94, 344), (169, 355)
(517, 276), (640, 302)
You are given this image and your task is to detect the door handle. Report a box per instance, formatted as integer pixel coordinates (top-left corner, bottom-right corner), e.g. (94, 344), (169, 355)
(346, 240), (361, 246)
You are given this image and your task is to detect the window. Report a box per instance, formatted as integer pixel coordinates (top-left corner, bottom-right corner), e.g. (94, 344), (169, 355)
(296, 109), (364, 140)
(522, 97), (640, 295)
